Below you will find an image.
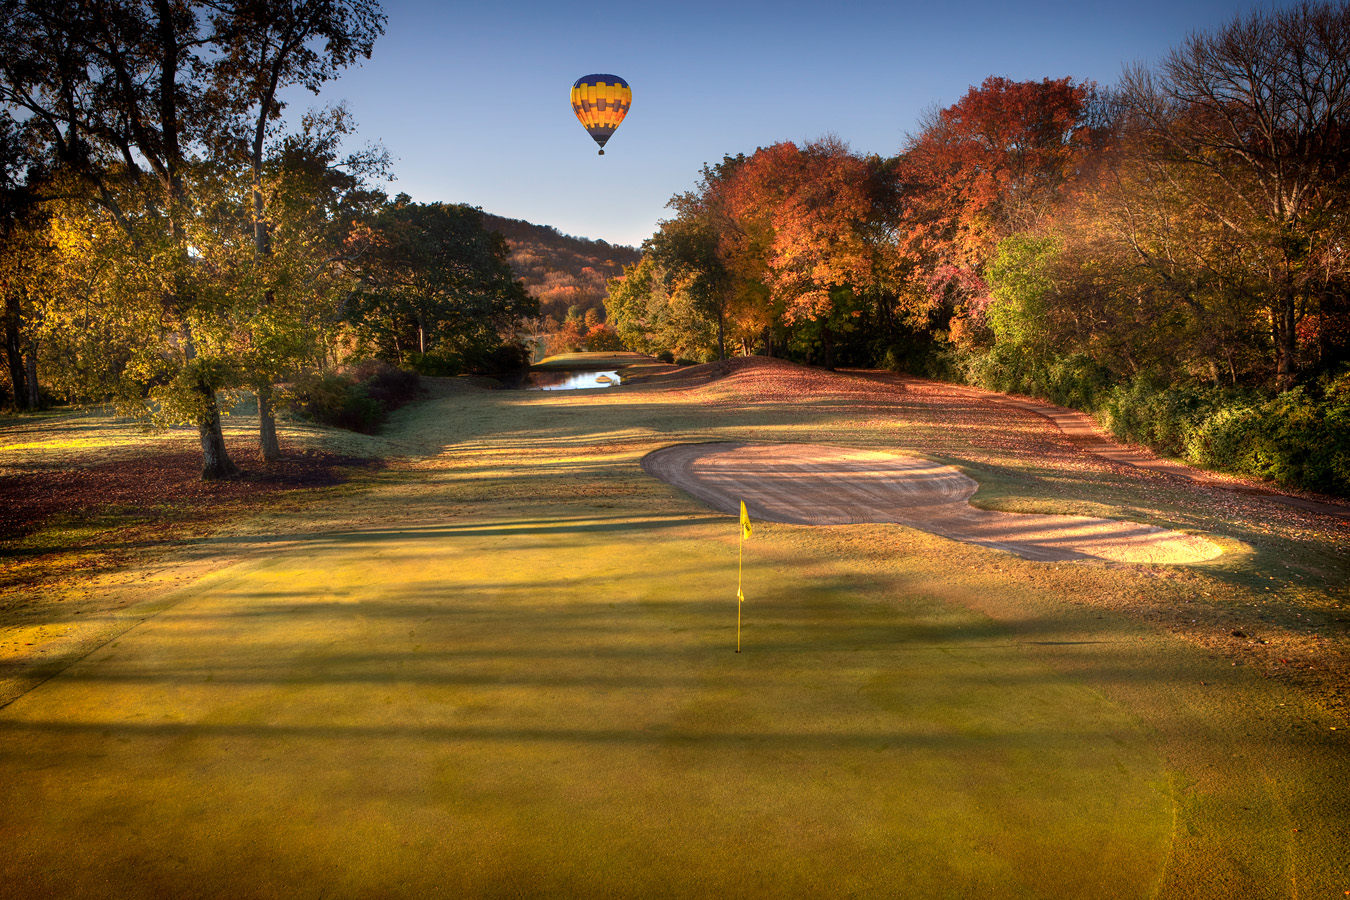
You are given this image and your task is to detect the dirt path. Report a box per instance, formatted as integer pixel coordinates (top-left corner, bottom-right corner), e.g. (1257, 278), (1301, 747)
(643, 441), (1224, 564)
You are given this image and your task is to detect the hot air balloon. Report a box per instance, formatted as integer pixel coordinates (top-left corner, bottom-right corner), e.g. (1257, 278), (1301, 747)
(571, 74), (631, 155)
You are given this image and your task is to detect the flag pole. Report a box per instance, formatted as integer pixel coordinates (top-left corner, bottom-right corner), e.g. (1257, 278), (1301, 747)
(737, 500), (751, 653)
(737, 532), (743, 653)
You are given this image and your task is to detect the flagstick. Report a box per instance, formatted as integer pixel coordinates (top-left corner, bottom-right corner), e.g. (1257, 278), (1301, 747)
(737, 500), (750, 653)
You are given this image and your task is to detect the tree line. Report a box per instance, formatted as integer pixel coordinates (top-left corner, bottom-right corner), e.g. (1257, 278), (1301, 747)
(478, 212), (639, 359)
(607, 2), (1350, 493)
(0, 0), (534, 478)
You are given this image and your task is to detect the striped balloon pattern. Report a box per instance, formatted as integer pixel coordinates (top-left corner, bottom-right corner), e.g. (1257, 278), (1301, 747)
(571, 74), (631, 155)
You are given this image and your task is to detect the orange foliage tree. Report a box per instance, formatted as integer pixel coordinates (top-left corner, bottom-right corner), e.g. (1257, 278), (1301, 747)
(896, 76), (1102, 341)
(611, 139), (901, 366)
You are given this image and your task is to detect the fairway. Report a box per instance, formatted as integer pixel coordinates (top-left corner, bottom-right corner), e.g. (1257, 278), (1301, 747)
(1, 360), (1347, 899)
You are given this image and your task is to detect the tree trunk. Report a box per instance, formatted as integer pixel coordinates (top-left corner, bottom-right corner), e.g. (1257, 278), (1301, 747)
(717, 312), (726, 361)
(197, 381), (241, 480)
(822, 327), (835, 371)
(24, 345), (38, 408)
(4, 295), (28, 409)
(253, 183), (270, 256)
(257, 384), (281, 463)
(1273, 286), (1298, 391)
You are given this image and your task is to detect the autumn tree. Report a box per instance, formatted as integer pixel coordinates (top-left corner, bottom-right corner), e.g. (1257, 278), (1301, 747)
(1119, 0), (1350, 388)
(726, 139), (901, 366)
(1038, 124), (1272, 386)
(0, 0), (247, 475)
(0, 110), (43, 409)
(606, 156), (747, 363)
(0, 0), (384, 476)
(613, 140), (900, 367)
(896, 76), (1101, 339)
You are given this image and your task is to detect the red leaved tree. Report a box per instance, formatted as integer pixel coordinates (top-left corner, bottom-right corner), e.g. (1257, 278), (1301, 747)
(897, 77), (1102, 337)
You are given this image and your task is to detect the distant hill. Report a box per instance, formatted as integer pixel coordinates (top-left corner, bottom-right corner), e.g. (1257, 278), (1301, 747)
(481, 213), (641, 324)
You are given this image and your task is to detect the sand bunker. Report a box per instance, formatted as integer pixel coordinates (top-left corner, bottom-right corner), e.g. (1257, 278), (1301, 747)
(642, 442), (1222, 564)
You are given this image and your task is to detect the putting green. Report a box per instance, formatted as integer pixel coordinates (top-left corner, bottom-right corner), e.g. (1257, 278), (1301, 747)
(1, 520), (1171, 899)
(1, 365), (1345, 898)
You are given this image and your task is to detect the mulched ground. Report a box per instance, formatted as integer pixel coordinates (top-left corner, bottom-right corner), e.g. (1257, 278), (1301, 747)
(1, 441), (380, 542)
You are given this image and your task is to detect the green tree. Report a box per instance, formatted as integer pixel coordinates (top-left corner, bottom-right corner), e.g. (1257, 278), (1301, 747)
(205, 0), (384, 459)
(350, 199), (535, 373)
(985, 233), (1056, 348)
(0, 0), (384, 476)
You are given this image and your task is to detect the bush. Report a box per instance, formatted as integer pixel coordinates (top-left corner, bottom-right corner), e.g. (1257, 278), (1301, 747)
(289, 372), (382, 432)
(463, 342), (531, 375)
(1100, 368), (1349, 496)
(406, 348), (463, 377)
(1185, 373), (1350, 495)
(352, 360), (421, 409)
(874, 335), (963, 382)
(960, 345), (1110, 410)
(289, 362), (421, 434)
(1101, 379), (1227, 457)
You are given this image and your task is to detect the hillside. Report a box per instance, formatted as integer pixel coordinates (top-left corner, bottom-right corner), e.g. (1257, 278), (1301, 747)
(481, 213), (641, 323)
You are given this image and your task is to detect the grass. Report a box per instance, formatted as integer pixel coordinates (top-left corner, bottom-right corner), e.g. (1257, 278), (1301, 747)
(534, 351), (670, 373)
(0, 362), (1346, 898)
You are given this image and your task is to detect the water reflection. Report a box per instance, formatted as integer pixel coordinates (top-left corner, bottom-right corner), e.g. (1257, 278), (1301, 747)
(527, 370), (622, 391)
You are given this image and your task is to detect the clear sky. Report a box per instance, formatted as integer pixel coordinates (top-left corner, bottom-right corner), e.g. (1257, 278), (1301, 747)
(290, 0), (1300, 248)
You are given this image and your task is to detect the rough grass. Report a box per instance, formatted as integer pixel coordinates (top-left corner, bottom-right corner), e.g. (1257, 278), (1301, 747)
(0, 356), (1346, 899)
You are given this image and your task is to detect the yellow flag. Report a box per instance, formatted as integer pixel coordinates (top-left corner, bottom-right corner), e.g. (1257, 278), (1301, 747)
(740, 500), (752, 541)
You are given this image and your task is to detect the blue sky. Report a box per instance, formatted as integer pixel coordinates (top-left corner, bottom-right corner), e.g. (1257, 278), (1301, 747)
(291, 0), (1298, 247)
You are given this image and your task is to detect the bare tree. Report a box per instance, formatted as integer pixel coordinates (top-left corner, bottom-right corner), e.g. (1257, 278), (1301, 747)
(1120, 0), (1350, 388)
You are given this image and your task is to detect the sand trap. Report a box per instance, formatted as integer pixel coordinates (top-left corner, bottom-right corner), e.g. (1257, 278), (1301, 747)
(642, 442), (1222, 564)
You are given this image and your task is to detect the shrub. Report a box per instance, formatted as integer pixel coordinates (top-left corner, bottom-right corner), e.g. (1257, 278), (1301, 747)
(1101, 379), (1227, 456)
(464, 342), (531, 375)
(1186, 373), (1350, 495)
(352, 360), (421, 409)
(875, 335), (963, 382)
(289, 372), (382, 432)
(406, 348), (463, 377)
(289, 362), (421, 434)
(940, 347), (1349, 496)
(958, 345), (1109, 410)
(1116, 369), (1350, 496)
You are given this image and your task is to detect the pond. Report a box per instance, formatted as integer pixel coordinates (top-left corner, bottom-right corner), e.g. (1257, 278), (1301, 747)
(522, 369), (622, 391)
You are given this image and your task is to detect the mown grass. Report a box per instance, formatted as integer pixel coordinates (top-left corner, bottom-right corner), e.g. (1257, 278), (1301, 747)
(0, 360), (1346, 898)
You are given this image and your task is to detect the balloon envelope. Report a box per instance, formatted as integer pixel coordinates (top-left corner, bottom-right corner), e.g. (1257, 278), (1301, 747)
(571, 74), (631, 154)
